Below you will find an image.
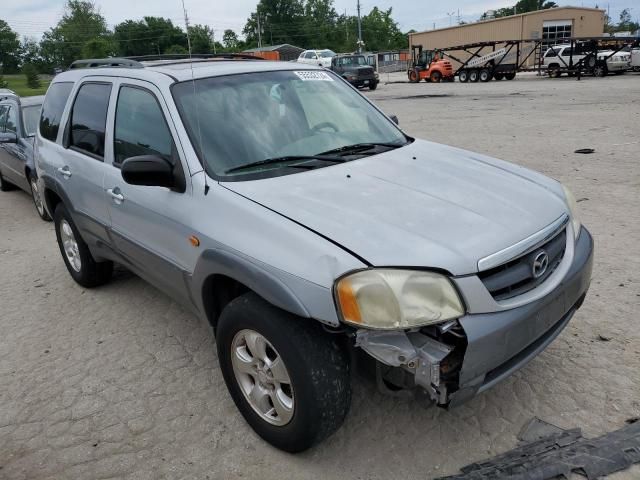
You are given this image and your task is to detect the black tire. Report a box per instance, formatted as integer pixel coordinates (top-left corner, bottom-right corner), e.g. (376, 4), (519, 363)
(217, 292), (351, 453)
(458, 70), (469, 83)
(479, 68), (492, 82)
(430, 71), (442, 83)
(369, 81), (378, 90)
(548, 65), (561, 78)
(29, 174), (51, 221)
(614, 70), (625, 75)
(504, 72), (516, 80)
(54, 203), (113, 288)
(594, 63), (608, 77)
(494, 73), (504, 81)
(0, 171), (15, 192)
(408, 70), (419, 83)
(469, 69), (479, 82)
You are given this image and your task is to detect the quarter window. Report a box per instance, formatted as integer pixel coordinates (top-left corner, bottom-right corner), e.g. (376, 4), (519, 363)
(40, 82), (73, 142)
(69, 83), (112, 159)
(0, 105), (8, 131)
(113, 86), (174, 166)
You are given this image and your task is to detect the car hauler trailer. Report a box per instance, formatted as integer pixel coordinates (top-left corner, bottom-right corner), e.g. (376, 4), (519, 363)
(411, 36), (639, 83)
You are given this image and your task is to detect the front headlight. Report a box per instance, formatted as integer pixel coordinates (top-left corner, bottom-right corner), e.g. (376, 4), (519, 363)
(335, 269), (465, 330)
(562, 184), (581, 240)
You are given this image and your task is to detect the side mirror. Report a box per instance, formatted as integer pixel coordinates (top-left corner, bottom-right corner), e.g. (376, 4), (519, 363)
(121, 155), (175, 189)
(389, 115), (399, 125)
(0, 132), (17, 144)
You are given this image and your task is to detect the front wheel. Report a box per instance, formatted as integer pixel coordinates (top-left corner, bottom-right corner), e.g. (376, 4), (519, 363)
(594, 64), (608, 77)
(0, 171), (14, 192)
(430, 71), (442, 83)
(217, 293), (351, 453)
(408, 70), (419, 83)
(30, 175), (51, 221)
(369, 81), (378, 90)
(54, 203), (113, 288)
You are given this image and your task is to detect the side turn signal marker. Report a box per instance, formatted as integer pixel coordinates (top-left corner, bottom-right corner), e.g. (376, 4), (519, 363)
(337, 279), (362, 324)
(189, 235), (201, 247)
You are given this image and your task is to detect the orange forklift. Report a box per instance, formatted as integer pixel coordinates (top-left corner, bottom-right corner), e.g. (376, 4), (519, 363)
(408, 45), (454, 83)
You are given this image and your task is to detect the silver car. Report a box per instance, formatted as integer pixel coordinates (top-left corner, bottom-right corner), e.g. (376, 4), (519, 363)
(36, 56), (593, 453)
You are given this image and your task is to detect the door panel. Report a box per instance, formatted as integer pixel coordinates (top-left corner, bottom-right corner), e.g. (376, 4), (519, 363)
(103, 81), (196, 306)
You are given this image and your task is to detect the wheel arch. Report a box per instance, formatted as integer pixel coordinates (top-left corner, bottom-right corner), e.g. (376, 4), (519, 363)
(193, 248), (313, 331)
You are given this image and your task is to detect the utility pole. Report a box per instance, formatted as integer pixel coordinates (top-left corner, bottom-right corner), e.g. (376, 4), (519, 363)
(345, 9), (348, 42)
(447, 11), (455, 26)
(212, 30), (216, 54)
(356, 0), (363, 53)
(257, 12), (262, 49)
(457, 9), (461, 25)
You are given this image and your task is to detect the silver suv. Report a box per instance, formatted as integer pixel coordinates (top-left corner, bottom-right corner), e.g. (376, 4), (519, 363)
(36, 55), (593, 453)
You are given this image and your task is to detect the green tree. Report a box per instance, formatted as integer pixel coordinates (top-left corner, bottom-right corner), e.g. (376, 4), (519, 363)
(0, 74), (8, 89)
(165, 44), (188, 55)
(22, 63), (41, 89)
(81, 37), (115, 58)
(0, 20), (21, 73)
(222, 29), (240, 50)
(188, 24), (214, 53)
(39, 1), (111, 69)
(113, 17), (186, 56)
(243, 0), (306, 47)
(483, 0), (557, 19)
(361, 7), (406, 51)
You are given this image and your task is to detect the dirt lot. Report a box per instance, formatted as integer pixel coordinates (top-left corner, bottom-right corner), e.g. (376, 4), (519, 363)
(1, 72), (639, 479)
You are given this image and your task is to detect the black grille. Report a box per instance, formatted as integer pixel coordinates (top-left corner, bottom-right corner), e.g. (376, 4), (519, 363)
(478, 229), (567, 301)
(357, 67), (375, 78)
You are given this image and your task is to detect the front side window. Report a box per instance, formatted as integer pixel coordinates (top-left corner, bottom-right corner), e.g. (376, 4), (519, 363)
(172, 70), (406, 180)
(40, 82), (73, 142)
(69, 83), (112, 158)
(22, 105), (41, 137)
(114, 86), (174, 166)
(319, 50), (336, 58)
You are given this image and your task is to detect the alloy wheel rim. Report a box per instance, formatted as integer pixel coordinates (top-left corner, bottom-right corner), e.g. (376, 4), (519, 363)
(31, 178), (44, 216)
(231, 329), (294, 426)
(60, 219), (82, 272)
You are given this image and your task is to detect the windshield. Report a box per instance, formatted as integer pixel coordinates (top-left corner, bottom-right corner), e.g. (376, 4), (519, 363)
(22, 105), (41, 136)
(172, 70), (406, 179)
(319, 50), (336, 58)
(341, 56), (368, 66)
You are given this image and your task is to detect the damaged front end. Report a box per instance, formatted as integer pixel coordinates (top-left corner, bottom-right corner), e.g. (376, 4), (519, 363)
(355, 321), (467, 406)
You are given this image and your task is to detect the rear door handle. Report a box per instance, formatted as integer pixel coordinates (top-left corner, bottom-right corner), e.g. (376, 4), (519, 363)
(57, 166), (72, 178)
(107, 187), (124, 204)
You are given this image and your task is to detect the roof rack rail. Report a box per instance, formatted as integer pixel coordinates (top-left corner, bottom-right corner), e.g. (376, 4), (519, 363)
(125, 53), (264, 62)
(69, 58), (143, 70)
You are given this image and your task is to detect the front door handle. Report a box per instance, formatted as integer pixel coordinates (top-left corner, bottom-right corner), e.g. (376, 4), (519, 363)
(57, 166), (72, 178)
(106, 187), (124, 204)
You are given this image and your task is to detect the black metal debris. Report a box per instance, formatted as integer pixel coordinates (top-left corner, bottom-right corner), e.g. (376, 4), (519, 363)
(436, 419), (640, 480)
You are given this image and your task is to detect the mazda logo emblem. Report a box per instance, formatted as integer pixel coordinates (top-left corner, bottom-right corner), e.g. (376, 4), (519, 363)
(532, 250), (549, 278)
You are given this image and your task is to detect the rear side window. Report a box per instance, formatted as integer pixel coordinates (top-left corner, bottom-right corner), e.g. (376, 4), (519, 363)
(22, 105), (41, 137)
(0, 105), (8, 131)
(40, 82), (73, 142)
(69, 83), (112, 159)
(113, 86), (174, 166)
(4, 107), (17, 133)
(545, 49), (558, 58)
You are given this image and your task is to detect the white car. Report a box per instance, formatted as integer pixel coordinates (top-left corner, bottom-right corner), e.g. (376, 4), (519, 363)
(597, 50), (631, 74)
(543, 45), (630, 77)
(297, 49), (336, 68)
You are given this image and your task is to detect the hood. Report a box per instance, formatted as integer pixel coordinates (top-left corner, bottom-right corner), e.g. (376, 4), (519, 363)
(222, 140), (568, 275)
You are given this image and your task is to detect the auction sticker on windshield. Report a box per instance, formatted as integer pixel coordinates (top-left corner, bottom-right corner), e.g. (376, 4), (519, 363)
(295, 71), (334, 81)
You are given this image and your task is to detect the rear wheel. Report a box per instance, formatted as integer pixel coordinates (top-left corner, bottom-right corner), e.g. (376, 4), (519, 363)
(369, 81), (378, 90)
(479, 68), (492, 82)
(54, 203), (113, 288)
(458, 70), (469, 83)
(548, 65), (561, 78)
(469, 69), (479, 82)
(217, 292), (351, 453)
(494, 73), (504, 81)
(430, 71), (442, 83)
(29, 175), (51, 221)
(408, 70), (419, 83)
(504, 72), (516, 80)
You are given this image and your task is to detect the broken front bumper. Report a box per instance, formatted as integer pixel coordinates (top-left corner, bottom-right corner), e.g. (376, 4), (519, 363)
(357, 226), (594, 406)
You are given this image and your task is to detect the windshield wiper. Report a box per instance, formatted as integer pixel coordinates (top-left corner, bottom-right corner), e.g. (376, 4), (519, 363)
(225, 155), (346, 174)
(319, 142), (406, 156)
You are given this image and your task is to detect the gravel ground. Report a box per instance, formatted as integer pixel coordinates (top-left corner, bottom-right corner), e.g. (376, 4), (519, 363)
(1, 72), (639, 480)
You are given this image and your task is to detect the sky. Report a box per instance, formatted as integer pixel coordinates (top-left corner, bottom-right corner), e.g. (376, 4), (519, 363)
(3, 0), (637, 41)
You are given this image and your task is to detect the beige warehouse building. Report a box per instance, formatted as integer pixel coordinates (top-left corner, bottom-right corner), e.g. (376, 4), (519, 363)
(409, 7), (606, 68)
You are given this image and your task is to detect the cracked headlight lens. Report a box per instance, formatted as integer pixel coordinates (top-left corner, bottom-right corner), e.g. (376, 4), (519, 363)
(562, 184), (582, 240)
(335, 269), (464, 330)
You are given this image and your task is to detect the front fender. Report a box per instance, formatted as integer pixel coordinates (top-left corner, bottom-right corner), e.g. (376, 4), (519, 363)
(190, 247), (341, 327)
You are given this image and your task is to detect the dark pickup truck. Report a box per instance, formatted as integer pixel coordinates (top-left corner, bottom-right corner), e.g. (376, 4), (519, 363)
(330, 54), (379, 90)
